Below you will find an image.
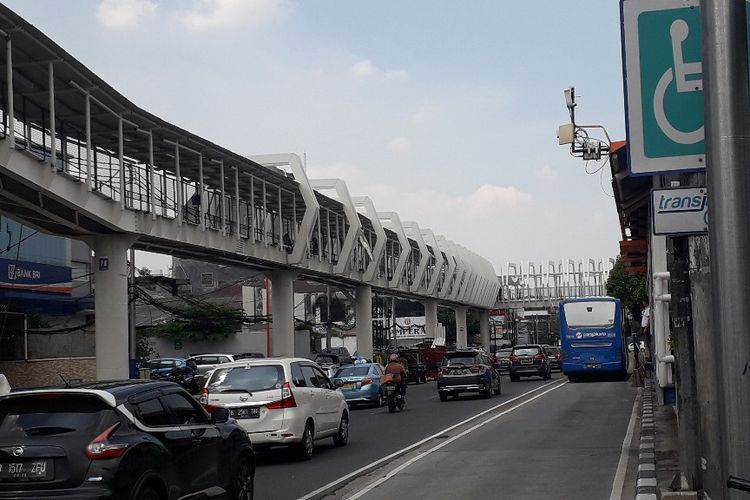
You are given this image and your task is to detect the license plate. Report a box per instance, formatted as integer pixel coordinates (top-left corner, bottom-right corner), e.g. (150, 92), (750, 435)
(231, 406), (260, 419)
(586, 363), (600, 369)
(0, 460), (53, 481)
(521, 359), (532, 365)
(343, 383), (356, 389)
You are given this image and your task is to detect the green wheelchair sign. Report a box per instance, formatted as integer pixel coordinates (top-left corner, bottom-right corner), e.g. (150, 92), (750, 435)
(622, 0), (750, 174)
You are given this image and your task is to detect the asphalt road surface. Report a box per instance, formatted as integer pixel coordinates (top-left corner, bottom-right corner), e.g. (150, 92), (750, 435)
(253, 373), (637, 500)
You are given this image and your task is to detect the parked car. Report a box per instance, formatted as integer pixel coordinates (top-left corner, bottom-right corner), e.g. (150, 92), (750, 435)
(333, 363), (386, 407)
(0, 380), (255, 500)
(544, 346), (562, 371)
(201, 357), (349, 460)
(492, 348), (513, 373)
(145, 357), (189, 376)
(437, 350), (501, 401)
(235, 352), (266, 360)
(313, 353), (352, 379)
(189, 353), (237, 376)
(509, 344), (552, 381)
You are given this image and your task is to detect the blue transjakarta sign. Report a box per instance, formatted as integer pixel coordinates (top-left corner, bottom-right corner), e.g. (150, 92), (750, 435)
(652, 187), (708, 235)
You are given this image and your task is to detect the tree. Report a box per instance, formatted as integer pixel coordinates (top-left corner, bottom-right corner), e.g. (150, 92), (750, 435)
(606, 256), (647, 322)
(143, 302), (245, 343)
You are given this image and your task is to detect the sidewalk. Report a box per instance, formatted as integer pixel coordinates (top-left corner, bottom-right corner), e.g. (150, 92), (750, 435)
(635, 378), (697, 499)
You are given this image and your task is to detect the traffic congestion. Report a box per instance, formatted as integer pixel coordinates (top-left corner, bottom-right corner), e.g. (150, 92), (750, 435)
(0, 344), (570, 499)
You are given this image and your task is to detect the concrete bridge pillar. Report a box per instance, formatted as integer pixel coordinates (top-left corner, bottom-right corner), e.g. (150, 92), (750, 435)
(355, 285), (373, 360)
(479, 309), (491, 353)
(423, 299), (438, 339)
(454, 306), (468, 349)
(93, 235), (132, 380)
(269, 270), (298, 358)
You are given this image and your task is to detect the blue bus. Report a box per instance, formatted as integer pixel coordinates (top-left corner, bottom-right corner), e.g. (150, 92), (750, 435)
(559, 297), (628, 381)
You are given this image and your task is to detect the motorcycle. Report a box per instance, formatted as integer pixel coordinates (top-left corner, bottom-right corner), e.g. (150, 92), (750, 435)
(383, 381), (405, 413)
(151, 367), (201, 394)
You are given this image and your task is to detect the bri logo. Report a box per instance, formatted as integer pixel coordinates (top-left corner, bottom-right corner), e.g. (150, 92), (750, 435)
(657, 190), (707, 214)
(7, 264), (41, 281)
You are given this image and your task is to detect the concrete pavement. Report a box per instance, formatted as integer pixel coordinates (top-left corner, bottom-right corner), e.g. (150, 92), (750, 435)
(328, 378), (638, 500)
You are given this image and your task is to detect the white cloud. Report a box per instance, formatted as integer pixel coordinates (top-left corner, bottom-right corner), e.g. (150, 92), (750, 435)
(305, 161), (531, 270)
(97, 0), (157, 31)
(350, 59), (408, 81)
(351, 60), (377, 79)
(538, 165), (559, 181)
(179, 0), (287, 32)
(386, 136), (412, 154)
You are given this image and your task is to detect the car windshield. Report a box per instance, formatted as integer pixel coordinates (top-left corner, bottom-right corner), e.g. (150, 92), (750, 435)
(513, 347), (541, 356)
(445, 355), (479, 366)
(0, 394), (114, 438)
(207, 365), (284, 393)
(496, 350), (512, 359)
(148, 360), (174, 369)
(335, 366), (370, 378)
(315, 355), (337, 365)
(563, 301), (616, 328)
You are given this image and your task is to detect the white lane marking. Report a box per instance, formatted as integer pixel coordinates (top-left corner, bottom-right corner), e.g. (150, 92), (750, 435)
(297, 378), (566, 500)
(609, 390), (640, 500)
(345, 381), (569, 500)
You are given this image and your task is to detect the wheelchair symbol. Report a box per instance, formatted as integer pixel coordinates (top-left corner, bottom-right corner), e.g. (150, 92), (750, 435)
(653, 19), (704, 145)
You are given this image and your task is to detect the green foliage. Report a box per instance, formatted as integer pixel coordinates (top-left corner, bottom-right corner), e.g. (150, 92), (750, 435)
(606, 257), (647, 321)
(144, 302), (244, 342)
(136, 334), (158, 364)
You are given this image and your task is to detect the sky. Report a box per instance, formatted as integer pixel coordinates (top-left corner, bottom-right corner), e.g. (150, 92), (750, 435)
(4, 0), (627, 275)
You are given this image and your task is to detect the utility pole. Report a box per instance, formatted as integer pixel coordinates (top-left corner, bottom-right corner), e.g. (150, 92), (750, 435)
(702, 1), (750, 496)
(128, 248), (136, 378)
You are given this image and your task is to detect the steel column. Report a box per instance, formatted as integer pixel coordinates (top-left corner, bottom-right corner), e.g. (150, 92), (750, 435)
(5, 37), (12, 148)
(85, 93), (92, 191)
(48, 61), (55, 166)
(702, 0), (750, 494)
(118, 117), (125, 209)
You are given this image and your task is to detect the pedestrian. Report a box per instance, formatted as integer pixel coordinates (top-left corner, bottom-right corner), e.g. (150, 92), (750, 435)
(283, 233), (294, 252)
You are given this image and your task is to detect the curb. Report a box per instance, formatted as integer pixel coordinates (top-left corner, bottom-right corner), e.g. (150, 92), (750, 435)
(636, 378), (657, 500)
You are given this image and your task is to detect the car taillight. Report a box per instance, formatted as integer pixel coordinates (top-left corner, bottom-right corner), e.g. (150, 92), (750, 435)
(361, 378), (372, 386)
(441, 367), (450, 375)
(555, 354), (561, 359)
(469, 365), (486, 373)
(534, 354), (545, 360)
(266, 382), (297, 409)
(509, 355), (518, 362)
(199, 387), (217, 412)
(85, 423), (128, 460)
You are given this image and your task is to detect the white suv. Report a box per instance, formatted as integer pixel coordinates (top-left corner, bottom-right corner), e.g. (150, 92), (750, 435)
(200, 357), (349, 460)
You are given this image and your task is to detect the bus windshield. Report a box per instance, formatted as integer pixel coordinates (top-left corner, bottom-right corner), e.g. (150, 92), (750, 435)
(563, 301), (616, 328)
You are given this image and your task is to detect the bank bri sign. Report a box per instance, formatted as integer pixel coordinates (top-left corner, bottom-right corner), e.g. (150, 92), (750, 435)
(652, 187), (708, 235)
(0, 258), (72, 294)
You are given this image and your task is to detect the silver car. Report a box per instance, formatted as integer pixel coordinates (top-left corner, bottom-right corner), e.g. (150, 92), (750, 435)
(200, 358), (349, 460)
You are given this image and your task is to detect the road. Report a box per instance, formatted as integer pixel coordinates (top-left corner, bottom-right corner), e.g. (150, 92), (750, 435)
(253, 374), (637, 500)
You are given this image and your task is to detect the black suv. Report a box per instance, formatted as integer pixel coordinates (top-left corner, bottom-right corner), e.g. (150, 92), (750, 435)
(509, 344), (552, 381)
(0, 380), (255, 500)
(437, 351), (501, 401)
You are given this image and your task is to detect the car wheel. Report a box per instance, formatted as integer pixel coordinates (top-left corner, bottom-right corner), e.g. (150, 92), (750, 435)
(439, 393), (448, 402)
(135, 487), (162, 500)
(480, 389), (491, 398)
(493, 380), (501, 395)
(510, 375), (519, 382)
(420, 374), (427, 384)
(295, 423), (314, 461)
(374, 390), (384, 408)
(333, 413), (349, 446)
(230, 458), (254, 500)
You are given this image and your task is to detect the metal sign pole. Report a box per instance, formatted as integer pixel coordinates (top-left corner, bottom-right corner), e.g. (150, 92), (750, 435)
(701, 1), (750, 496)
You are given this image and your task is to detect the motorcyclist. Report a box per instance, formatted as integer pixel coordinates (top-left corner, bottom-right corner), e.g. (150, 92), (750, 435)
(384, 353), (408, 398)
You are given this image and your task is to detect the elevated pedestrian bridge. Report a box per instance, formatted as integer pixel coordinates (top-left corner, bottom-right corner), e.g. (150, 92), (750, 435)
(497, 259), (615, 310)
(0, 5), (499, 378)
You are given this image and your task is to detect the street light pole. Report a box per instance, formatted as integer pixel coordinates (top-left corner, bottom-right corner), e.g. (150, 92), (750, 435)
(701, 0), (750, 496)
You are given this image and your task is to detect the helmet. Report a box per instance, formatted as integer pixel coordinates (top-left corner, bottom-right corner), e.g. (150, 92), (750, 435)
(389, 353), (399, 361)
